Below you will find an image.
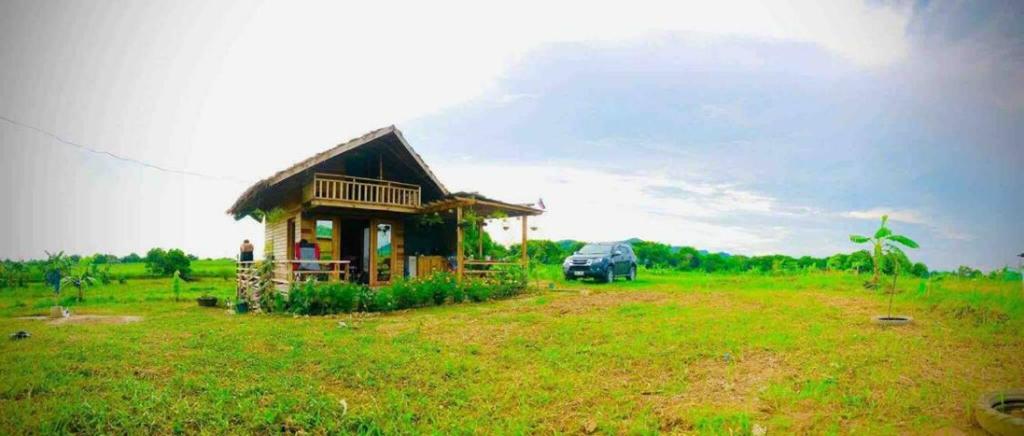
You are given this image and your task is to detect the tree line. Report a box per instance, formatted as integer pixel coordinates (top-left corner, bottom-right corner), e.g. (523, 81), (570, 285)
(0, 248), (219, 288)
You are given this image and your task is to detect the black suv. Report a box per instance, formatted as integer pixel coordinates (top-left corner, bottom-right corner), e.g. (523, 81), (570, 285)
(563, 242), (637, 282)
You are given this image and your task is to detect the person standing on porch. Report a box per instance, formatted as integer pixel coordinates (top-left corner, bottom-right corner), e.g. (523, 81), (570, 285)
(239, 239), (254, 264)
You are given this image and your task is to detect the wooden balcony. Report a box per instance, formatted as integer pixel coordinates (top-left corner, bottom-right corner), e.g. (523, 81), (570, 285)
(304, 173), (422, 213)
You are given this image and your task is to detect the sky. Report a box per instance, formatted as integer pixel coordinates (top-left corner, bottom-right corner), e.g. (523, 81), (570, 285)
(0, 0), (1021, 270)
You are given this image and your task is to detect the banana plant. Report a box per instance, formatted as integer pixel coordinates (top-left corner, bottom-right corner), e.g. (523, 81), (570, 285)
(849, 215), (919, 288)
(43, 251), (72, 294)
(60, 265), (97, 303)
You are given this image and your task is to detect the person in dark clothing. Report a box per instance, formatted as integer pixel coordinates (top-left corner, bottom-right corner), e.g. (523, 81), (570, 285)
(239, 239), (254, 263)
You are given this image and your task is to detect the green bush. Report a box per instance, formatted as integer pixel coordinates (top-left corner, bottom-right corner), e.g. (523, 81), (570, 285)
(370, 287), (395, 312)
(465, 280), (492, 302)
(286, 280), (363, 315)
(390, 279), (418, 310)
(492, 264), (528, 298)
(422, 272), (458, 305)
(278, 271), (527, 316)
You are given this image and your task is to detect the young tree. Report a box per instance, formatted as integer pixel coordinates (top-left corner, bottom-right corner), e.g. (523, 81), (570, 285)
(61, 260), (98, 302)
(172, 270), (182, 302)
(850, 215), (919, 288)
(43, 251), (73, 294)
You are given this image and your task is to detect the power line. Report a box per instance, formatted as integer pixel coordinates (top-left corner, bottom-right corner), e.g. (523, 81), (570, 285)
(0, 115), (249, 184)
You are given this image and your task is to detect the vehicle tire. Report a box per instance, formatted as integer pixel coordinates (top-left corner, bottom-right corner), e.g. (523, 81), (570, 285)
(627, 265), (636, 281)
(603, 268), (614, 283)
(975, 389), (1024, 436)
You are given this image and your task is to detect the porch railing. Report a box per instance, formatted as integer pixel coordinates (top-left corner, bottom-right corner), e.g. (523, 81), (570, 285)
(311, 173), (421, 209)
(463, 259), (523, 276)
(237, 260), (351, 300)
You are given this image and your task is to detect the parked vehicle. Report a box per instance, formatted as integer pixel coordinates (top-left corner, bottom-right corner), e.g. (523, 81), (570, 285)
(563, 242), (637, 283)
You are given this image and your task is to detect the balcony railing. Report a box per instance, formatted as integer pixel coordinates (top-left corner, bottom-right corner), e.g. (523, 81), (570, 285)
(308, 173), (421, 210)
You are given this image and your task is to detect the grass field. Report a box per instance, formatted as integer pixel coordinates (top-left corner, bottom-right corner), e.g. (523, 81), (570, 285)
(93, 259), (237, 280)
(1, 268), (1021, 434)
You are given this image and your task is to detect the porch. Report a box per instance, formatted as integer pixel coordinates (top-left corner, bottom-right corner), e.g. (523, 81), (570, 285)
(235, 192), (541, 300)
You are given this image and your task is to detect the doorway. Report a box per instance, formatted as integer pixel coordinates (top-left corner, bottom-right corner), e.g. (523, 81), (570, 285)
(340, 219), (369, 284)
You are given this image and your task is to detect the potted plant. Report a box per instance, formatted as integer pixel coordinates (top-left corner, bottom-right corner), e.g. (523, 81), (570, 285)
(196, 295), (218, 307)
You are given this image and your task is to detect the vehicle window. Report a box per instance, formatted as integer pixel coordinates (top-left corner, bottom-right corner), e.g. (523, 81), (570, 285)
(578, 244), (612, 255)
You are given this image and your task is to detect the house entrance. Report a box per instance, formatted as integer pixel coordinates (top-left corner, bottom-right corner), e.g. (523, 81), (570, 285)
(340, 219), (369, 284)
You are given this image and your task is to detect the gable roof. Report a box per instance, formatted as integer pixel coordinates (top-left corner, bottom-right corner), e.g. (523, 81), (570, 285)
(227, 126), (449, 217)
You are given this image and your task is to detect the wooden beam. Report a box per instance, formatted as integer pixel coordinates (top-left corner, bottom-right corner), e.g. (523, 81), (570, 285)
(456, 206), (464, 282)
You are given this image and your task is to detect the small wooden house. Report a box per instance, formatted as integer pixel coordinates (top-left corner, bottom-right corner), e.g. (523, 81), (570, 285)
(227, 126), (543, 287)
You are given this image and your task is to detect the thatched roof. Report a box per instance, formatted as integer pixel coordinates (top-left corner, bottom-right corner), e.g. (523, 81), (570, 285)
(227, 126), (449, 218)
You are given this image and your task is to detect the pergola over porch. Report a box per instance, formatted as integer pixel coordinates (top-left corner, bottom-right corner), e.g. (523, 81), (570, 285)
(421, 192), (544, 280)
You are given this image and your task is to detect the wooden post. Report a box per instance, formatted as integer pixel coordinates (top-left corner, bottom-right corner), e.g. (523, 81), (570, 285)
(477, 218), (483, 259)
(521, 216), (528, 267)
(456, 207), (464, 282)
(332, 217), (341, 282)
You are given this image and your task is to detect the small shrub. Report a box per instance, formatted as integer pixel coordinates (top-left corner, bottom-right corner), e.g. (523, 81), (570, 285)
(492, 265), (528, 298)
(451, 282), (466, 303)
(422, 272), (457, 305)
(274, 271), (522, 316)
(390, 279), (417, 310)
(172, 271), (182, 302)
(465, 280), (492, 302)
(372, 287), (396, 312)
(286, 281), (365, 315)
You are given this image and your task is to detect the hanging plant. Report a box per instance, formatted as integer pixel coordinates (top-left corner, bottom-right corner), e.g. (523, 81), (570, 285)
(487, 210), (510, 230)
(459, 209), (480, 229)
(417, 212), (444, 228)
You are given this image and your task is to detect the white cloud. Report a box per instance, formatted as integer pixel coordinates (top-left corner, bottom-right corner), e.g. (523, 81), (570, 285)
(842, 208), (925, 224)
(840, 208), (973, 241)
(434, 160), (802, 253)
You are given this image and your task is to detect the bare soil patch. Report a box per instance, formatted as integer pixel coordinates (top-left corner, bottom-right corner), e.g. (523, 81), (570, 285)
(16, 314), (142, 325)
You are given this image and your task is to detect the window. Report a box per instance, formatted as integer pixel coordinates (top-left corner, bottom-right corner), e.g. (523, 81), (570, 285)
(316, 219), (334, 260)
(376, 223), (392, 283)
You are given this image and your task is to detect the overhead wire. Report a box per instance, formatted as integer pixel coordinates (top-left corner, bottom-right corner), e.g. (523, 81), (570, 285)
(0, 115), (250, 184)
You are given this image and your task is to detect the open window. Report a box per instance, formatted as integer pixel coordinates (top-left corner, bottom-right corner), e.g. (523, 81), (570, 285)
(315, 219), (334, 260)
(375, 222), (393, 284)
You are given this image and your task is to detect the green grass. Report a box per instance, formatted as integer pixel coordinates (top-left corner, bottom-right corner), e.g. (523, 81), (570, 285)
(1, 269), (1021, 434)
(100, 259), (237, 279)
